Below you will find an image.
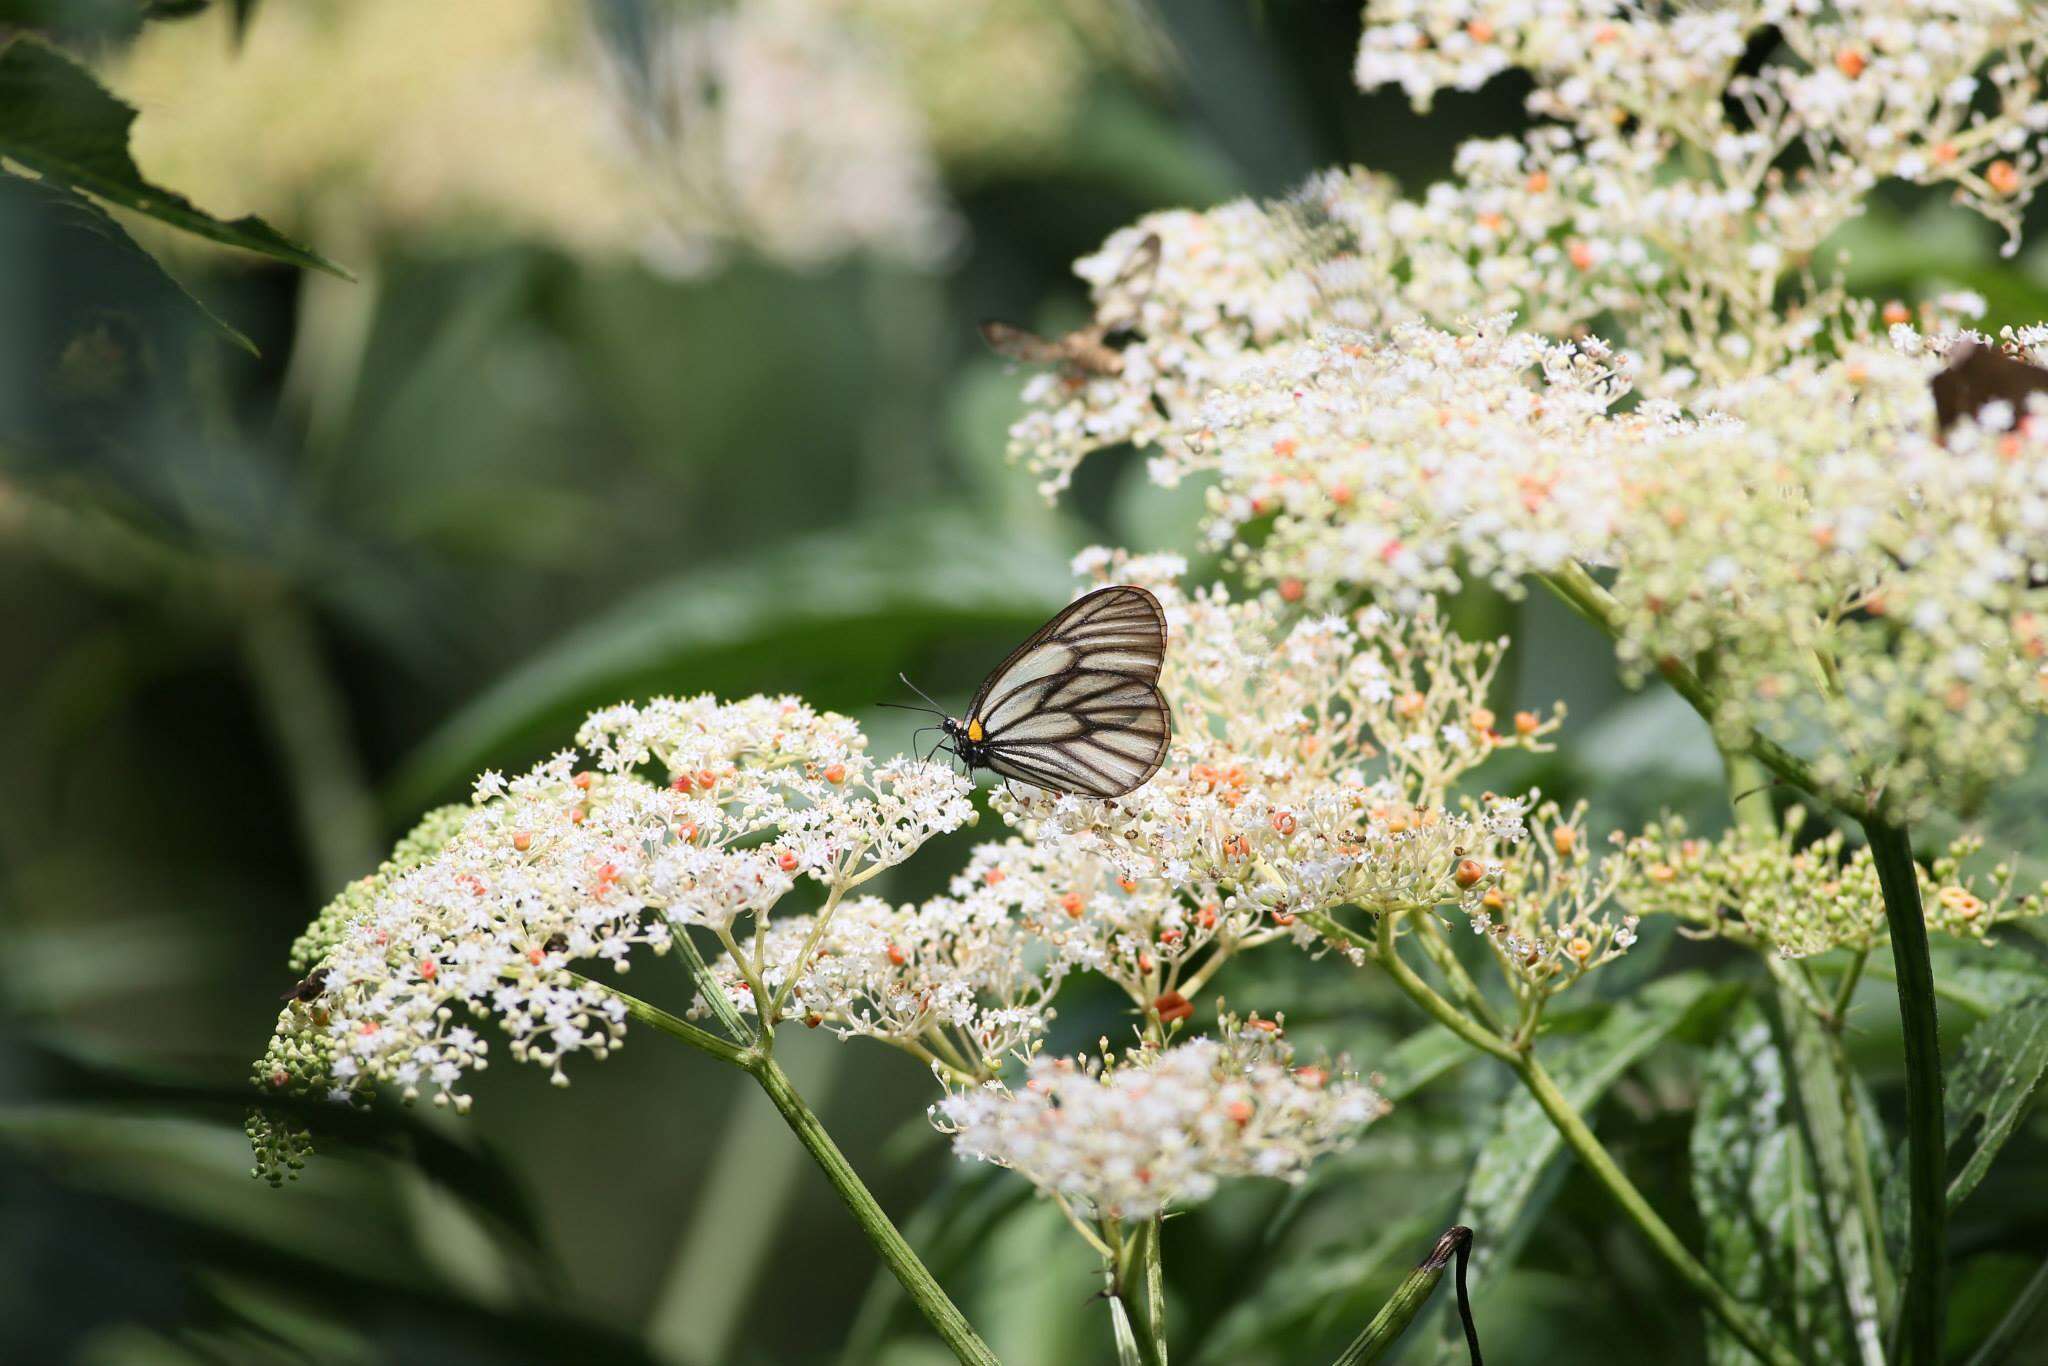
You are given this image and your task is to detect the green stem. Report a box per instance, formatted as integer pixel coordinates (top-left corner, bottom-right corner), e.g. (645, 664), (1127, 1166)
(1411, 913), (1506, 1034)
(1512, 1053), (1799, 1366)
(748, 1053), (1000, 1366)
(1331, 1226), (1477, 1366)
(580, 975), (749, 1068)
(1140, 1216), (1169, 1366)
(1325, 908), (1799, 1366)
(667, 918), (757, 1044)
(1863, 818), (1946, 1366)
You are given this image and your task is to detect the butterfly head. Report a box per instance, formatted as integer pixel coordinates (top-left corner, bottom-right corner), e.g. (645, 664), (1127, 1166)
(939, 715), (989, 770)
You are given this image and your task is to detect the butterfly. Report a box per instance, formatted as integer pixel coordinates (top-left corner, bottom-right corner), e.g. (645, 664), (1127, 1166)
(1932, 340), (2048, 438)
(979, 233), (1162, 380)
(890, 585), (1172, 799)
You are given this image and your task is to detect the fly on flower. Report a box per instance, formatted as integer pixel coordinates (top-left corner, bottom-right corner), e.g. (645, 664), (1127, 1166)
(890, 586), (1171, 799)
(979, 233), (1160, 379)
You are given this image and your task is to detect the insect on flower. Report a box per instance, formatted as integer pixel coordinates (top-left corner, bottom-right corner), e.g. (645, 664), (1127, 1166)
(979, 233), (1160, 379)
(1931, 341), (2048, 439)
(886, 586), (1171, 799)
(279, 967), (329, 1005)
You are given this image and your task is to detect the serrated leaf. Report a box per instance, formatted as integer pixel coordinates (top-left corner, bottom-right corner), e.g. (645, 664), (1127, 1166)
(0, 36), (345, 277)
(386, 511), (1075, 811)
(1456, 972), (1736, 1282)
(1881, 991), (2048, 1262)
(1943, 992), (2048, 1211)
(0, 171), (254, 352)
(1693, 1004), (1854, 1366)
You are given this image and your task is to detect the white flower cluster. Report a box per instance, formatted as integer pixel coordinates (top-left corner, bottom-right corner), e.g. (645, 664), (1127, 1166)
(1004, 2), (2048, 491)
(695, 884), (1065, 1080)
(1608, 337), (2048, 814)
(1358, 1), (2048, 249)
(251, 694), (970, 1181)
(933, 1021), (1386, 1220)
(998, 553), (1552, 946)
(1090, 316), (2048, 815)
(944, 838), (1261, 1024)
(1185, 318), (1651, 610)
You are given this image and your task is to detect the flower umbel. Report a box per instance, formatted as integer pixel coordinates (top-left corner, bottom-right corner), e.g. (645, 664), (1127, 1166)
(933, 1017), (1385, 1223)
(251, 694), (970, 1182)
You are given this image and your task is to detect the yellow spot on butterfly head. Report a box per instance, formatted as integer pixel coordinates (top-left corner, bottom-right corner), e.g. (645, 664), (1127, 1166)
(966, 719), (984, 742)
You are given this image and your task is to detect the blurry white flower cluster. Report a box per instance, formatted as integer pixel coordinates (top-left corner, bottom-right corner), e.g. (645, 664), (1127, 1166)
(251, 694), (970, 1181)
(933, 1019), (1386, 1221)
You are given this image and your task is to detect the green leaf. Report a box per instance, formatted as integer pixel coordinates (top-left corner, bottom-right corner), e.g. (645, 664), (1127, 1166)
(0, 171), (254, 352)
(1194, 1215), (1441, 1365)
(0, 36), (346, 277)
(1943, 992), (2048, 1212)
(385, 510), (1075, 812)
(1768, 973), (1892, 1354)
(1692, 1004), (1856, 1366)
(1456, 972), (1737, 1282)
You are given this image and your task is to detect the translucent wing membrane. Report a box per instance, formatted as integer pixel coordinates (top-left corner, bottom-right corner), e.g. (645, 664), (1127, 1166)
(967, 585), (1171, 799)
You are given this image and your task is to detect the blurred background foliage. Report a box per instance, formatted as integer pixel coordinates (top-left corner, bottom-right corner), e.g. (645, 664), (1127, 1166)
(2, 2), (2045, 1363)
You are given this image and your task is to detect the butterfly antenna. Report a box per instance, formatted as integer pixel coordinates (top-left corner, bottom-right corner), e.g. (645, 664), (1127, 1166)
(897, 672), (950, 715)
(877, 700), (945, 719)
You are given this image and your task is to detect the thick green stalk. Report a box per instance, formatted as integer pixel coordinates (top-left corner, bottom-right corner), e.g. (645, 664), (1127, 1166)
(748, 1053), (1001, 1366)
(1331, 1226), (1478, 1366)
(1863, 819), (1946, 1366)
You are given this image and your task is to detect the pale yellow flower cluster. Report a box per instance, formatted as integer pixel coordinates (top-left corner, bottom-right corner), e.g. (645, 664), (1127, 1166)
(114, 0), (1136, 272)
(1618, 809), (2046, 958)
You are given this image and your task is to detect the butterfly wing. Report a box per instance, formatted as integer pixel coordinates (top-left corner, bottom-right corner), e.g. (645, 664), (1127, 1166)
(968, 585), (1171, 799)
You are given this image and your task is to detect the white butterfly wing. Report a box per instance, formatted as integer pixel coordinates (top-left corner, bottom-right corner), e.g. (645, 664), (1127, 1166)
(969, 586), (1171, 799)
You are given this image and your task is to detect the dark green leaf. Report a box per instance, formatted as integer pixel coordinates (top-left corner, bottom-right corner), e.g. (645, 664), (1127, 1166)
(1693, 1003), (1856, 1366)
(0, 36), (345, 277)
(0, 172), (254, 353)
(386, 510), (1075, 811)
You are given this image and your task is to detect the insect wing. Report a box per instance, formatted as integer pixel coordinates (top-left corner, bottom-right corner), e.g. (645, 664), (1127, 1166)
(979, 320), (1071, 365)
(970, 586), (1171, 799)
(1932, 341), (2048, 437)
